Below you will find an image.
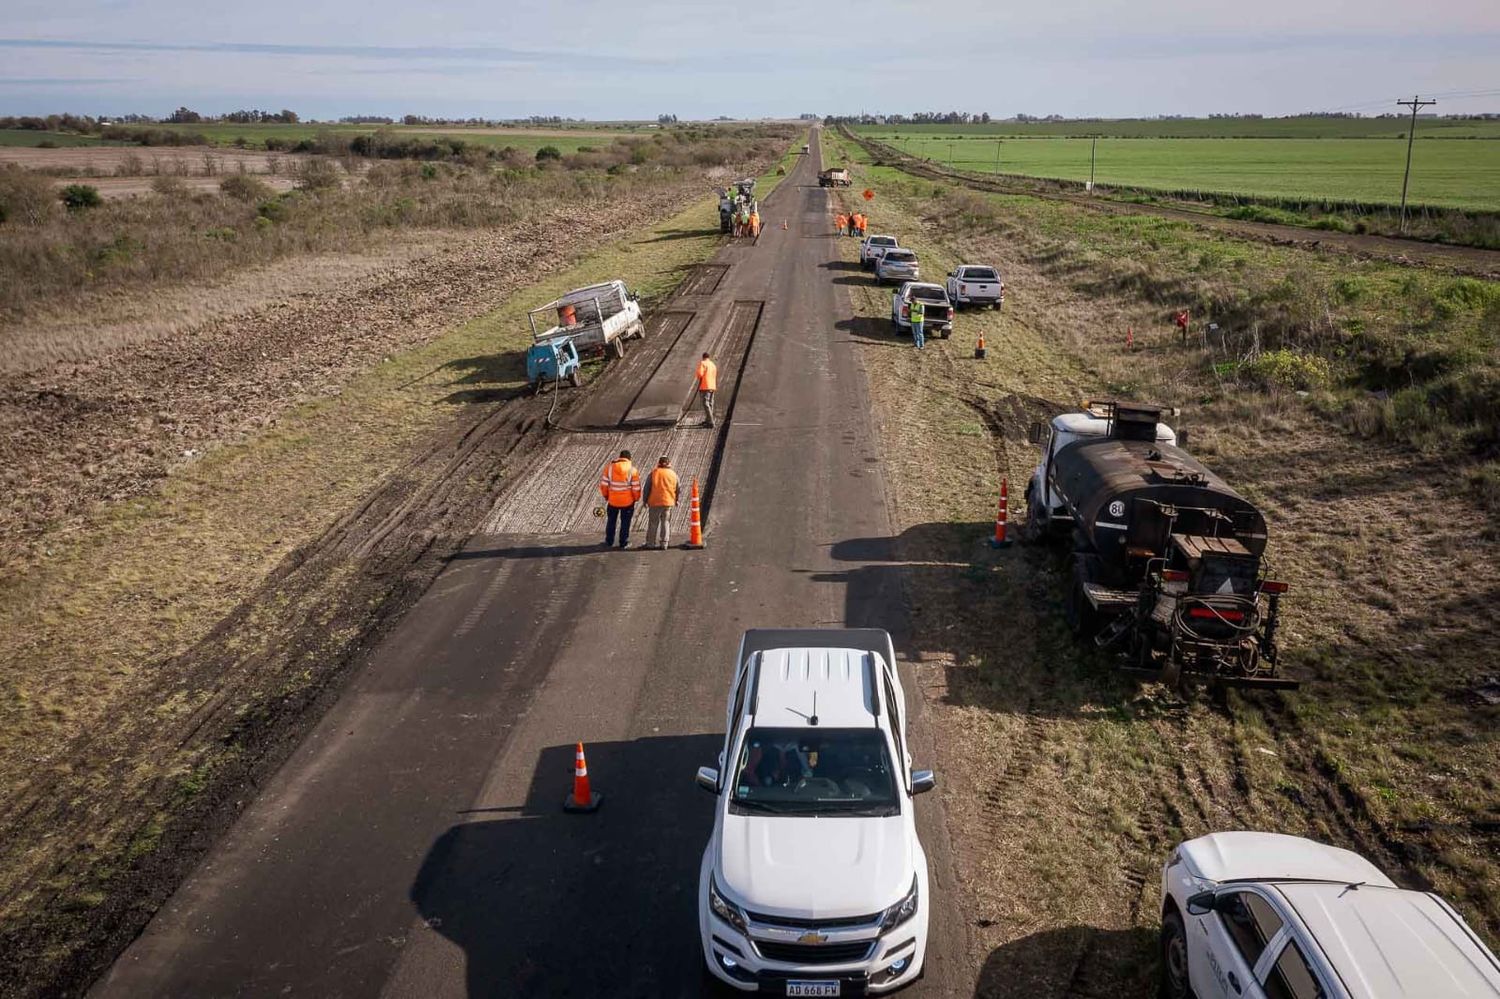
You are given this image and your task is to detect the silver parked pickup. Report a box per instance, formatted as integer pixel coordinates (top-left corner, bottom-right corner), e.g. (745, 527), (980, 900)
(945, 264), (1004, 310)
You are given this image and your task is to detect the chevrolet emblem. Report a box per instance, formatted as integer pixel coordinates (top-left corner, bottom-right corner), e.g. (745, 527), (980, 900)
(797, 931), (828, 945)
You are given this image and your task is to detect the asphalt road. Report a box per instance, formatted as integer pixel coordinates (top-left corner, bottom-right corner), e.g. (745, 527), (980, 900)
(94, 132), (974, 998)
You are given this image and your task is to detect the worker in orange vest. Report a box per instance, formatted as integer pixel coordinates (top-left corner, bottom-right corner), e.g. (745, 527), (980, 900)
(641, 455), (680, 549)
(749, 207), (761, 236)
(597, 448), (641, 548)
(695, 352), (718, 428)
(835, 212), (848, 236)
(856, 213), (868, 236)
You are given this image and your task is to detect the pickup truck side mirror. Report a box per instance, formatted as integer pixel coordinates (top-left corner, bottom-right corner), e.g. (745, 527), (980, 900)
(696, 766), (720, 794)
(1186, 890), (1218, 915)
(911, 770), (937, 795)
(1028, 422), (1049, 446)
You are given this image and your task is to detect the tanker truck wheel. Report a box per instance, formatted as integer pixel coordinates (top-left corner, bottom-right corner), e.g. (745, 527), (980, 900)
(1064, 571), (1098, 637)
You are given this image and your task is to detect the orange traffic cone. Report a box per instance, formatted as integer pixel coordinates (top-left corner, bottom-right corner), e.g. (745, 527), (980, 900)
(563, 741), (601, 812)
(687, 478), (705, 549)
(974, 332), (987, 360)
(990, 478), (1012, 549)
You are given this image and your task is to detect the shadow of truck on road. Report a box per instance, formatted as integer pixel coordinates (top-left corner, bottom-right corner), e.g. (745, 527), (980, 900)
(411, 735), (720, 998)
(975, 924), (1157, 998)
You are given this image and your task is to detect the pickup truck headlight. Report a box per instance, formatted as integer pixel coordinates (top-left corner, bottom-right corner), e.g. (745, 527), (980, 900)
(878, 875), (920, 933)
(709, 875), (748, 935)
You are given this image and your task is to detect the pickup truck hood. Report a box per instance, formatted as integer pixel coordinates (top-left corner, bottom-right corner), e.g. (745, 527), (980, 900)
(717, 813), (912, 919)
(1179, 832), (1394, 887)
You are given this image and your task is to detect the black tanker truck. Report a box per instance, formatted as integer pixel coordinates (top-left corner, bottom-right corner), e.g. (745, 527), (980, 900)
(1023, 400), (1296, 691)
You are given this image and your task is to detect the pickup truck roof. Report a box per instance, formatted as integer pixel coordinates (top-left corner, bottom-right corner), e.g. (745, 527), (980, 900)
(1272, 882), (1500, 997)
(865, 235), (898, 246)
(955, 265), (999, 280)
(903, 283), (949, 302)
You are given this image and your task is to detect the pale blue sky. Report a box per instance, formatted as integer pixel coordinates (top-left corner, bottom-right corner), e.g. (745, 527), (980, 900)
(2, 0), (1498, 119)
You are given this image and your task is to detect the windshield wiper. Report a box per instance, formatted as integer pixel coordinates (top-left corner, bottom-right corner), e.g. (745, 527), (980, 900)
(730, 798), (792, 814)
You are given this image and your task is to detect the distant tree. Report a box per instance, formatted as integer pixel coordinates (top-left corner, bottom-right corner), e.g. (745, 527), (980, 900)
(980, 112), (991, 124)
(278, 109), (299, 123)
(167, 107), (202, 123)
(657, 113), (678, 124)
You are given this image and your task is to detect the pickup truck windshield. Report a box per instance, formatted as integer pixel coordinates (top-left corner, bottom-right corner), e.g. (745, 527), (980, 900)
(911, 287), (947, 302)
(871, 237), (897, 247)
(885, 252), (916, 263)
(731, 727), (899, 816)
(962, 268), (998, 281)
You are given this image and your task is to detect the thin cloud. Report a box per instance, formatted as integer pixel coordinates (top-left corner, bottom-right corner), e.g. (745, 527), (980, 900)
(0, 36), (671, 68)
(0, 76), (137, 85)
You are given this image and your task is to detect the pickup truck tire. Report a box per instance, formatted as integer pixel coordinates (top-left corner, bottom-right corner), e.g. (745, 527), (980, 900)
(940, 329), (951, 339)
(1159, 909), (1194, 999)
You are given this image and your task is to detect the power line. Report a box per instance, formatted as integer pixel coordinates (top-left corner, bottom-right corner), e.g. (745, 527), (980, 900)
(1396, 94), (1436, 233)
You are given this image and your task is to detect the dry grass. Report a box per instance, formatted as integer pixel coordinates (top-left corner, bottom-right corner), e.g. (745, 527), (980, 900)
(822, 128), (1499, 993)
(0, 187), (739, 986)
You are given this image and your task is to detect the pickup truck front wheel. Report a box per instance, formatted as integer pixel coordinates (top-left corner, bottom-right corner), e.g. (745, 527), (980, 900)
(1159, 909), (1194, 999)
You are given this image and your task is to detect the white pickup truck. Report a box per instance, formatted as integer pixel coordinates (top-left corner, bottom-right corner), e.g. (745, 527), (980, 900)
(697, 628), (936, 995)
(859, 234), (898, 269)
(527, 280), (644, 359)
(944, 264), (1004, 310)
(1161, 832), (1500, 999)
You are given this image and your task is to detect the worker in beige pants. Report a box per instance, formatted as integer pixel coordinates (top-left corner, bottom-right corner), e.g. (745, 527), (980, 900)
(641, 456), (680, 549)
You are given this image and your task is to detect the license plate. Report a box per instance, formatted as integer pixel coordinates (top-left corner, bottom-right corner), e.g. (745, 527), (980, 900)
(786, 983), (841, 997)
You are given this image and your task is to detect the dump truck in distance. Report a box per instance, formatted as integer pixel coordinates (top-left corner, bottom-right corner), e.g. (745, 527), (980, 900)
(819, 167), (851, 187)
(1024, 401), (1294, 691)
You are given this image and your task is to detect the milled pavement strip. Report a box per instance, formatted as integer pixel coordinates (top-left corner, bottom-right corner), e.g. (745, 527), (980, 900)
(92, 132), (975, 998)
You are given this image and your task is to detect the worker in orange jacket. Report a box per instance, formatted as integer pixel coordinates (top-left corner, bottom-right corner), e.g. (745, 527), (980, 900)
(598, 448), (641, 548)
(695, 352), (718, 428)
(835, 212), (848, 236)
(856, 213), (868, 236)
(641, 455), (680, 549)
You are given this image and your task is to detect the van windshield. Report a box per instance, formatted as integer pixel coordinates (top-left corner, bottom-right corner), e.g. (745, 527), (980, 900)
(730, 727), (899, 816)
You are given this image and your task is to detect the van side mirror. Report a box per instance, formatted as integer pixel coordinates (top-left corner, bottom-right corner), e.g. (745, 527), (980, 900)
(1186, 890), (1217, 915)
(911, 770), (937, 795)
(696, 766), (720, 793)
(1028, 422), (1048, 446)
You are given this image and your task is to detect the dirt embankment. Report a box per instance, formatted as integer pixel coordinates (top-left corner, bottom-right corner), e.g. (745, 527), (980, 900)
(0, 178), (709, 571)
(841, 126), (1500, 280)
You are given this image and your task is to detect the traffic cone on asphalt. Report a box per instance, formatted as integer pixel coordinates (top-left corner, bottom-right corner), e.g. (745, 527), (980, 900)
(990, 479), (1013, 549)
(974, 333), (987, 360)
(563, 741), (601, 813)
(687, 479), (705, 549)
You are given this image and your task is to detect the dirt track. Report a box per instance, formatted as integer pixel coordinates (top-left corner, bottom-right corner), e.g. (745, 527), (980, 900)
(843, 127), (1500, 280)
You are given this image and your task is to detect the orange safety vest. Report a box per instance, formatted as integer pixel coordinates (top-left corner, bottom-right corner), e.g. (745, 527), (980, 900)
(696, 358), (718, 392)
(836, 213), (847, 228)
(599, 458), (641, 507)
(646, 467), (679, 507)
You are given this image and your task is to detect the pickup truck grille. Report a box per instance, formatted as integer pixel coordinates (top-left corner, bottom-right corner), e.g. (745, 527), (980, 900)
(756, 940), (875, 965)
(746, 910), (880, 929)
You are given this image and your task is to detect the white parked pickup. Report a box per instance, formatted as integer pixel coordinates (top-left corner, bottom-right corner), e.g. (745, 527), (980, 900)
(697, 629), (936, 994)
(859, 234), (899, 269)
(1160, 831), (1500, 999)
(944, 264), (1004, 310)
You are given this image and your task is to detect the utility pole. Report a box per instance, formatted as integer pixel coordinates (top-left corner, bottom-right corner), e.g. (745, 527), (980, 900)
(995, 139), (1001, 175)
(1396, 95), (1436, 233)
(1089, 135), (1098, 194)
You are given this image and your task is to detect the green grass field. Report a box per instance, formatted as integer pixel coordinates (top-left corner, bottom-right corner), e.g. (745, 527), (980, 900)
(860, 117), (1500, 139)
(148, 122), (636, 153)
(0, 130), (113, 147)
(856, 129), (1500, 210)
